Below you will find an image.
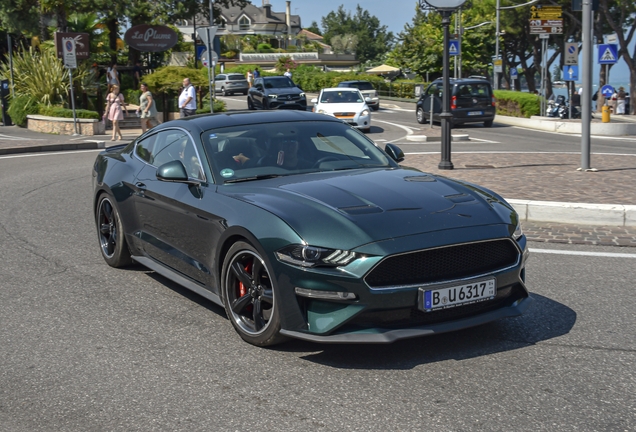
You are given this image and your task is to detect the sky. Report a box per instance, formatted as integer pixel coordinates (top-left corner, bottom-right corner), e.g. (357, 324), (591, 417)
(267, 0), (632, 83)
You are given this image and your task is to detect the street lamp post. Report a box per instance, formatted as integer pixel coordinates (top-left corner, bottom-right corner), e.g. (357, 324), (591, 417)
(419, 0), (467, 170)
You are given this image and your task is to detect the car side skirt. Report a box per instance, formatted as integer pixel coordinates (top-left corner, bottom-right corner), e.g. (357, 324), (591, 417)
(279, 295), (533, 344)
(132, 255), (223, 307)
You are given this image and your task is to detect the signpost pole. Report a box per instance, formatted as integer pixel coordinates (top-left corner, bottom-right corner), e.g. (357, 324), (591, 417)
(206, 27), (213, 113)
(580, 0), (592, 170)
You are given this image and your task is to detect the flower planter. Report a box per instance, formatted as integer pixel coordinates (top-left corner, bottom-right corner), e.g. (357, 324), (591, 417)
(27, 115), (105, 136)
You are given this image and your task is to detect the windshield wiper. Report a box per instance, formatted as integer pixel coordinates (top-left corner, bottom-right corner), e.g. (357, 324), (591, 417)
(224, 174), (283, 183)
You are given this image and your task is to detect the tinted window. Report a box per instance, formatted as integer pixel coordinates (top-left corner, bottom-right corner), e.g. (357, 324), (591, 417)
(455, 83), (491, 98)
(215, 75), (225, 81)
(135, 134), (157, 163)
(228, 75), (246, 81)
(320, 90), (363, 103)
(340, 81), (374, 91)
(151, 130), (204, 180)
(263, 77), (295, 89)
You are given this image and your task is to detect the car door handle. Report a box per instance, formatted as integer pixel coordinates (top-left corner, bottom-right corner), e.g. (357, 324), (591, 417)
(134, 182), (147, 197)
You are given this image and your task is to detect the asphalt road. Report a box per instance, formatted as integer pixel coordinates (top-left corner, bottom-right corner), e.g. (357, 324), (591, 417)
(1, 148), (635, 431)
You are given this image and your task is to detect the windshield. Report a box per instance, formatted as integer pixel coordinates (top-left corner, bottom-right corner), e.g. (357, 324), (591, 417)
(320, 90), (363, 104)
(264, 77), (295, 89)
(202, 121), (395, 184)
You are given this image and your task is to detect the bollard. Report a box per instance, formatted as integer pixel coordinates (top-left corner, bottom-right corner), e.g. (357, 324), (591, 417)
(602, 105), (610, 123)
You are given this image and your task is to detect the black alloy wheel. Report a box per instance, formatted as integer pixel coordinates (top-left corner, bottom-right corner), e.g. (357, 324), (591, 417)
(96, 195), (132, 267)
(221, 241), (285, 346)
(247, 97), (255, 110)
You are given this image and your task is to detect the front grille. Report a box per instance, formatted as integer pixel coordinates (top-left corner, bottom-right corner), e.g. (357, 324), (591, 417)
(279, 93), (301, 101)
(365, 239), (519, 289)
(343, 284), (525, 329)
(335, 112), (355, 117)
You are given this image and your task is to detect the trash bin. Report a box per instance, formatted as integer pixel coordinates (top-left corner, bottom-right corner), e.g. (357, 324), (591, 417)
(1, 79), (12, 126)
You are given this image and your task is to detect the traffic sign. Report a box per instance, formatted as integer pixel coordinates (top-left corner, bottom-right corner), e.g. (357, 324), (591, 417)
(562, 65), (578, 81)
(529, 19), (563, 34)
(510, 68), (518, 78)
(494, 59), (502, 73)
(601, 85), (614, 98)
(63, 38), (77, 69)
(448, 40), (459, 56)
(531, 5), (562, 19)
(200, 49), (218, 68)
(564, 42), (578, 65)
(196, 26), (218, 47)
(598, 44), (618, 64)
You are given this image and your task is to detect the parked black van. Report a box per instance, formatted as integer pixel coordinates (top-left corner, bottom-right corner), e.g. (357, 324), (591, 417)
(416, 78), (496, 127)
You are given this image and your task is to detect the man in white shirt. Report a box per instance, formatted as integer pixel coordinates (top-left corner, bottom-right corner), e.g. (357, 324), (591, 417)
(179, 78), (197, 117)
(284, 68), (292, 79)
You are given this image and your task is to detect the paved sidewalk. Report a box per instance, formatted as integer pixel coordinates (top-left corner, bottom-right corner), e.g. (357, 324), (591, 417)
(1, 122), (636, 247)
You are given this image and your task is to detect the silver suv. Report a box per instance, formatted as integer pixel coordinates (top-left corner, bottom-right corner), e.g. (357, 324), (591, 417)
(213, 73), (249, 96)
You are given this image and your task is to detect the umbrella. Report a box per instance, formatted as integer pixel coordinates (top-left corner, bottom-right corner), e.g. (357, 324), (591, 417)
(366, 64), (400, 74)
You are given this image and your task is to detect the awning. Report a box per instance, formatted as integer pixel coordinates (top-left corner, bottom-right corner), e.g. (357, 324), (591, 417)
(366, 64), (400, 74)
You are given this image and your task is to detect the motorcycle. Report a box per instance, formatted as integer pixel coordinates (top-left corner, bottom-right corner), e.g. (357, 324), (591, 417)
(547, 95), (566, 118)
(557, 98), (581, 120)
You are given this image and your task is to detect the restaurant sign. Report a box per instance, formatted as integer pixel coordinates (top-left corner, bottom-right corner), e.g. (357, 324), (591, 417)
(124, 25), (178, 52)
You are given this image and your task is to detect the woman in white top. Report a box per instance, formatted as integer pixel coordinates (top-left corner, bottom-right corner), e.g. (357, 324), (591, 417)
(246, 69), (253, 88)
(106, 63), (119, 93)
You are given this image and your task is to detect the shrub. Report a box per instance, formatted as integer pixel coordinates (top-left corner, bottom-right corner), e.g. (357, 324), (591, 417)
(494, 90), (541, 118)
(196, 98), (226, 114)
(38, 105), (100, 120)
(7, 95), (39, 127)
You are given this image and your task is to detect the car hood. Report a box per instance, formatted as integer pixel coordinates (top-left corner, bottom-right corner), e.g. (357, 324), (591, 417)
(316, 102), (367, 113)
(220, 168), (516, 249)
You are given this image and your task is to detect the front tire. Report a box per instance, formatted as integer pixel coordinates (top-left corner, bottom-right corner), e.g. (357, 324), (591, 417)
(416, 107), (426, 124)
(96, 195), (132, 268)
(221, 241), (286, 346)
(247, 96), (255, 110)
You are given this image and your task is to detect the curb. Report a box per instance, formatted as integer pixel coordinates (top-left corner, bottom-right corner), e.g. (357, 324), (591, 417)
(406, 133), (470, 142)
(508, 199), (636, 227)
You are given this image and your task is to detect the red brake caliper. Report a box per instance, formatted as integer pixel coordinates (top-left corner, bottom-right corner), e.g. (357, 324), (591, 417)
(238, 262), (252, 297)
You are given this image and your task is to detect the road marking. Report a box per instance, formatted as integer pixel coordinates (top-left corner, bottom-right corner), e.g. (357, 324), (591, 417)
(529, 248), (636, 259)
(468, 137), (501, 144)
(0, 149), (101, 160)
(0, 134), (45, 141)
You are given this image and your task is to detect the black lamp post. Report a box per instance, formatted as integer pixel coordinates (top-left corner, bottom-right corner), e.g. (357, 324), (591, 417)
(419, 0), (467, 170)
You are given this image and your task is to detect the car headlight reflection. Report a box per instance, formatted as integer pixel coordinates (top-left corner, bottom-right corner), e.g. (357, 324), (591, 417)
(361, 109), (370, 116)
(299, 92), (306, 98)
(513, 222), (523, 240)
(276, 245), (358, 268)
(268, 94), (278, 99)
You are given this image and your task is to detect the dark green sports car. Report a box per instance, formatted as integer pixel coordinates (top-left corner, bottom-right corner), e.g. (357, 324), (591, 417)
(92, 110), (531, 346)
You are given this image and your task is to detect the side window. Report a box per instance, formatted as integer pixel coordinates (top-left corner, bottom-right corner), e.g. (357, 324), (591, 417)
(215, 75), (225, 81)
(151, 130), (204, 180)
(135, 134), (157, 163)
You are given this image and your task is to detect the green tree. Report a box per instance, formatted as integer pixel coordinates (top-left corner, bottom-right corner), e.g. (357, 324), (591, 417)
(320, 5), (393, 63)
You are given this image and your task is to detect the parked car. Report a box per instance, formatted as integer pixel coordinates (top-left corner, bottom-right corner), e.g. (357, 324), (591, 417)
(416, 78), (496, 127)
(92, 110), (531, 347)
(311, 87), (371, 132)
(247, 76), (307, 110)
(213, 73), (249, 96)
(337, 80), (380, 110)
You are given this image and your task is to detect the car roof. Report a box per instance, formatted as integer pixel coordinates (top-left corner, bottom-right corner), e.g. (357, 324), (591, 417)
(321, 87), (361, 92)
(432, 78), (491, 84)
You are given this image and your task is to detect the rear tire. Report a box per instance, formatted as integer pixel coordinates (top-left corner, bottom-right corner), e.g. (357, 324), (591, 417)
(96, 195), (132, 268)
(416, 107), (426, 124)
(247, 97), (255, 110)
(221, 241), (286, 346)
(221, 87), (227, 97)
(484, 119), (493, 127)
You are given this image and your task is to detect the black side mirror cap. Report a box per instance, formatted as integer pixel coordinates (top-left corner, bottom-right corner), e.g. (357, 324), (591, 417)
(156, 160), (199, 185)
(384, 143), (405, 163)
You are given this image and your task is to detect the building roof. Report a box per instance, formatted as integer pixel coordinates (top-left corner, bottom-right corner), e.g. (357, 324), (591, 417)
(220, 3), (301, 29)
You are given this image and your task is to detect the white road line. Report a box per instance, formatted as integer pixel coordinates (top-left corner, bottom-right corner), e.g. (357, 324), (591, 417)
(529, 248), (636, 259)
(0, 134), (44, 141)
(0, 149), (101, 160)
(468, 137), (501, 144)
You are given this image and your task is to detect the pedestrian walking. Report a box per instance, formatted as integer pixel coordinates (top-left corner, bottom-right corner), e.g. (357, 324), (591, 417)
(105, 84), (127, 141)
(246, 69), (253, 88)
(616, 87), (626, 115)
(106, 63), (120, 93)
(253, 67), (260, 78)
(136, 83), (158, 133)
(178, 78), (197, 117)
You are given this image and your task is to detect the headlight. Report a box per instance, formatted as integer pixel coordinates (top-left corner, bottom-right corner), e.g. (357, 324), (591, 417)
(513, 222), (523, 240)
(268, 94), (278, 99)
(361, 109), (370, 116)
(276, 245), (359, 268)
(299, 92), (306, 98)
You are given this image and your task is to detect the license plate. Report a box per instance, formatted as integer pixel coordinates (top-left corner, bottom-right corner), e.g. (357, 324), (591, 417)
(285, 101), (295, 104)
(420, 278), (496, 312)
(468, 111), (483, 116)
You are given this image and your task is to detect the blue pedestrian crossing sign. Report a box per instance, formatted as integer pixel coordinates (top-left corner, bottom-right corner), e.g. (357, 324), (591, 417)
(449, 40), (459, 56)
(563, 65), (578, 81)
(510, 68), (518, 78)
(598, 44), (618, 64)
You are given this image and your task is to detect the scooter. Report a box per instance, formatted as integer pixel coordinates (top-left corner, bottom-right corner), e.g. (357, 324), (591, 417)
(547, 95), (566, 117)
(557, 100), (581, 119)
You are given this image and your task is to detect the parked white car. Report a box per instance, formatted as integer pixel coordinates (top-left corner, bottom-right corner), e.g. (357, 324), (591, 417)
(311, 88), (371, 133)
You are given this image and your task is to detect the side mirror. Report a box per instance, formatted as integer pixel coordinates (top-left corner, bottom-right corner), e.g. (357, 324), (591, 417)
(311, 98), (318, 103)
(156, 160), (200, 185)
(365, 97), (372, 103)
(384, 143), (405, 163)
